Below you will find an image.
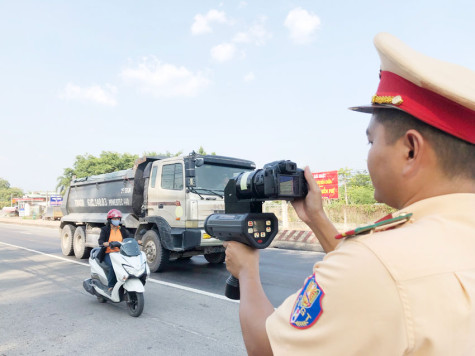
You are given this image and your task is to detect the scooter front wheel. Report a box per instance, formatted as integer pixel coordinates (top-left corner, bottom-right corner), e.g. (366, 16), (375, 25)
(126, 291), (144, 317)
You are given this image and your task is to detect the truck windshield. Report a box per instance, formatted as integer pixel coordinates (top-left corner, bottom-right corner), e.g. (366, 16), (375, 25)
(195, 164), (254, 192)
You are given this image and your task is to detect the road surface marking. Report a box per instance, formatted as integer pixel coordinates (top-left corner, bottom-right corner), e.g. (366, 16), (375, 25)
(0, 241), (239, 303)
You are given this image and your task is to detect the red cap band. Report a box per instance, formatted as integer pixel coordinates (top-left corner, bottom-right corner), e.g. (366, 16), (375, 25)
(376, 71), (475, 144)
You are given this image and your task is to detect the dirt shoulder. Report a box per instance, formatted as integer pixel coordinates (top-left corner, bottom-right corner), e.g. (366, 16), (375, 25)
(0, 216), (60, 229)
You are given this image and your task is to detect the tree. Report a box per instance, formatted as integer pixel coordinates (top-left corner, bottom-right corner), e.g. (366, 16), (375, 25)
(197, 146), (216, 155)
(336, 169), (376, 205)
(338, 168), (352, 204)
(142, 150), (183, 157)
(0, 178), (10, 190)
(0, 178), (24, 209)
(56, 151), (139, 191)
(56, 148), (218, 192)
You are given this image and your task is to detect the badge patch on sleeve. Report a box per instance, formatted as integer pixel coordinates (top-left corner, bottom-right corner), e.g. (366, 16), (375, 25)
(289, 273), (324, 329)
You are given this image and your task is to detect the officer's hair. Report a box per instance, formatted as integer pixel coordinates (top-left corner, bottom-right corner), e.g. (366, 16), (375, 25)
(374, 109), (475, 180)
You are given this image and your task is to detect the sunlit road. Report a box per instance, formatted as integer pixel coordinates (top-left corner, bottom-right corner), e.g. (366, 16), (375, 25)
(0, 223), (324, 355)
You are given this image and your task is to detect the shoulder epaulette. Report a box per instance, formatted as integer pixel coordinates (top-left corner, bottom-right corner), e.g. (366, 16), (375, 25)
(335, 212), (413, 240)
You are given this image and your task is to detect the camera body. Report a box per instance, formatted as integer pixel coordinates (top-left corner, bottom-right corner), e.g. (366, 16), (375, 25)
(234, 160), (308, 201)
(205, 160), (307, 246)
(204, 160), (308, 300)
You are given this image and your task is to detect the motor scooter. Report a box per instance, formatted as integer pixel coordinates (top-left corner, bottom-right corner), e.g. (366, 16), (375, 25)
(83, 238), (150, 317)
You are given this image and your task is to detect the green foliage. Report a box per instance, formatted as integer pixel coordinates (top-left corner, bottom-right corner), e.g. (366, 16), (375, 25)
(142, 150), (183, 157)
(74, 152), (138, 177)
(56, 147), (218, 192)
(0, 178), (10, 190)
(0, 178), (24, 209)
(336, 168), (376, 205)
(347, 185), (375, 204)
(197, 146), (216, 155)
(56, 151), (139, 191)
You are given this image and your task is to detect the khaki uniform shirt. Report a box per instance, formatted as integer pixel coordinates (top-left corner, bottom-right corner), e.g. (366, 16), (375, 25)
(266, 194), (475, 355)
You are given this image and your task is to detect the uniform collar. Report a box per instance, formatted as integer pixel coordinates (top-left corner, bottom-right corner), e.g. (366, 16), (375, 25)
(398, 193), (475, 220)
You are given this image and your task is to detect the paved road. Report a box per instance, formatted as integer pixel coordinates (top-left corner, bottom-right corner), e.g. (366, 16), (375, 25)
(0, 223), (325, 355)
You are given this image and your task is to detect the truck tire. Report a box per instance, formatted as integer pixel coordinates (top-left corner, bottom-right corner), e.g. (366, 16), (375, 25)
(61, 224), (76, 256)
(142, 230), (169, 273)
(204, 252), (226, 264)
(73, 226), (91, 259)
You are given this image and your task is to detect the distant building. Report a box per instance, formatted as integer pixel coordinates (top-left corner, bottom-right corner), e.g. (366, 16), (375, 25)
(13, 192), (62, 218)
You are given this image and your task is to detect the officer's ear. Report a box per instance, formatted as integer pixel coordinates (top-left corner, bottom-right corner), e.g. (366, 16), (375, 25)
(401, 129), (425, 178)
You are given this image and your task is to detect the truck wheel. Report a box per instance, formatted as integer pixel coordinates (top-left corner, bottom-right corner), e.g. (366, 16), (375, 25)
(61, 224), (76, 256)
(204, 252), (226, 264)
(73, 226), (91, 259)
(142, 230), (169, 273)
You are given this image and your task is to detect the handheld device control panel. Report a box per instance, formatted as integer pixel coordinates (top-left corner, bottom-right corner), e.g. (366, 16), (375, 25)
(204, 212), (278, 249)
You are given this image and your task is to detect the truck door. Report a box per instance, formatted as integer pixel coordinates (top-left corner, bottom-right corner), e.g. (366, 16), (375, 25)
(147, 160), (185, 228)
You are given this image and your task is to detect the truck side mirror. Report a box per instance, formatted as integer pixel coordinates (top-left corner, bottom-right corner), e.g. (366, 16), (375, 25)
(186, 177), (196, 187)
(184, 158), (196, 187)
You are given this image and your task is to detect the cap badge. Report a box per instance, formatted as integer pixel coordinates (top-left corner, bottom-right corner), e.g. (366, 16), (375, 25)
(371, 95), (404, 106)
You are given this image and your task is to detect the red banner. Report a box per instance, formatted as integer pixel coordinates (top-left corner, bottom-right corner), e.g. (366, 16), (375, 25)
(312, 171), (339, 199)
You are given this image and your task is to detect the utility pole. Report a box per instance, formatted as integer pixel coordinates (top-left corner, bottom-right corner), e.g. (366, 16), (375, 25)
(282, 200), (289, 229)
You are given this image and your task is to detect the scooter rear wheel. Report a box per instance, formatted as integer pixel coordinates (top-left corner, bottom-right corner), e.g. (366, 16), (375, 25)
(97, 296), (107, 303)
(126, 291), (144, 317)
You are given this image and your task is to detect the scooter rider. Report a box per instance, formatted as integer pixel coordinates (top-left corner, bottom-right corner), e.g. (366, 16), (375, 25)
(98, 209), (131, 293)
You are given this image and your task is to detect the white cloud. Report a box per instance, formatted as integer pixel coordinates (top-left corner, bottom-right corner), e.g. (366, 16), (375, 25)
(284, 7), (321, 45)
(59, 83), (117, 106)
(244, 72), (255, 82)
(191, 9), (230, 35)
(233, 17), (272, 46)
(210, 43), (237, 62)
(120, 56), (211, 98)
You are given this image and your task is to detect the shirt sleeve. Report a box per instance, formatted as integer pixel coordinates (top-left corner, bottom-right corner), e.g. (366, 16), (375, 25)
(266, 239), (409, 356)
(98, 226), (107, 245)
(121, 227), (130, 239)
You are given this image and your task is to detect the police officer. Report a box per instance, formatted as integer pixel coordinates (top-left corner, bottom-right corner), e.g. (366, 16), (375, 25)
(224, 33), (475, 355)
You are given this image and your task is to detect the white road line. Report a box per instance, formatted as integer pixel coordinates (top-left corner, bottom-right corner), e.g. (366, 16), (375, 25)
(0, 241), (238, 304)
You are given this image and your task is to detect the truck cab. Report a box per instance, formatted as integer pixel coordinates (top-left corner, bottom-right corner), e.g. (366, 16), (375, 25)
(136, 153), (255, 271)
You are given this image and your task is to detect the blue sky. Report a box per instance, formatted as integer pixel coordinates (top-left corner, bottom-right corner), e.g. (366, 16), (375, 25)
(1, 0), (474, 191)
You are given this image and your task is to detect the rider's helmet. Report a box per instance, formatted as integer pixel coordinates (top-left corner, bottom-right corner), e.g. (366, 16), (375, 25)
(107, 209), (122, 219)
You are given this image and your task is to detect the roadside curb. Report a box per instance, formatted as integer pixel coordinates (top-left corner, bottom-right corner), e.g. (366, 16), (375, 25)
(270, 230), (324, 252)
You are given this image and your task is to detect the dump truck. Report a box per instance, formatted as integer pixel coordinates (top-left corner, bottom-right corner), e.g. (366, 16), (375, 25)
(60, 152), (255, 272)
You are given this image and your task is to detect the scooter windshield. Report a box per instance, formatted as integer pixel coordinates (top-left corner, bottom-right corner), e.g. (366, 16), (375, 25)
(120, 238), (141, 257)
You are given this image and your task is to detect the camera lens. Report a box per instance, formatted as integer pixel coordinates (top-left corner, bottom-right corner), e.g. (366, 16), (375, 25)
(234, 170), (266, 199)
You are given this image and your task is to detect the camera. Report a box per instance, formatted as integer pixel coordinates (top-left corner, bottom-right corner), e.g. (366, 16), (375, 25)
(204, 160), (307, 299)
(233, 160), (307, 201)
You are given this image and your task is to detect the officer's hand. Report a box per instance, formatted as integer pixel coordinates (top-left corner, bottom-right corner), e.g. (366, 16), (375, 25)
(292, 166), (325, 226)
(223, 241), (259, 279)
(103, 242), (109, 247)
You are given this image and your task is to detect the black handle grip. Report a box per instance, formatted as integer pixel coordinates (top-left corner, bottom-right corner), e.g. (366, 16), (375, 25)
(225, 274), (240, 300)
